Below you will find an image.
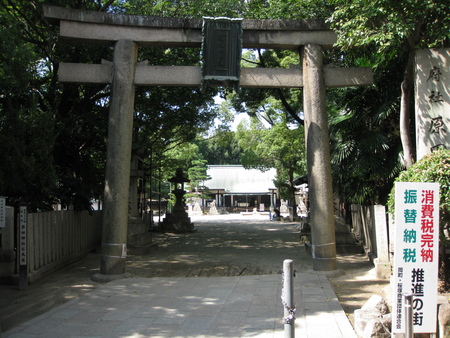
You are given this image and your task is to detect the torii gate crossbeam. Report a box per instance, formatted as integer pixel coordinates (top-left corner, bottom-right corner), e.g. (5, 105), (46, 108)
(44, 5), (373, 277)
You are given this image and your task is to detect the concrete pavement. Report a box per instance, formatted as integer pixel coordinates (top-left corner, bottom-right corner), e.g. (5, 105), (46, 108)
(4, 273), (356, 338)
(3, 214), (358, 337)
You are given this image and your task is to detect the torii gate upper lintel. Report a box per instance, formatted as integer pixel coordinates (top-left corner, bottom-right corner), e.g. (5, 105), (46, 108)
(44, 5), (373, 276)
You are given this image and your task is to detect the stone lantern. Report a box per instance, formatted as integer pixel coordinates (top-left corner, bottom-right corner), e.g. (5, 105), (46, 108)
(160, 169), (196, 233)
(170, 168), (190, 213)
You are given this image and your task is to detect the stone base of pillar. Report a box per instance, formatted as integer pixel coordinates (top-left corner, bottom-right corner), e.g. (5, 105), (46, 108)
(160, 212), (196, 233)
(127, 217), (158, 255)
(100, 255), (127, 275)
(310, 239), (337, 271)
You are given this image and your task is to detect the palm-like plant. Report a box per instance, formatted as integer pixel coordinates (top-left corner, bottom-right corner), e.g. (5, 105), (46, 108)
(329, 83), (404, 207)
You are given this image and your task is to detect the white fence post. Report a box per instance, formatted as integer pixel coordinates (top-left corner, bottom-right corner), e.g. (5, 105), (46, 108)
(282, 259), (295, 338)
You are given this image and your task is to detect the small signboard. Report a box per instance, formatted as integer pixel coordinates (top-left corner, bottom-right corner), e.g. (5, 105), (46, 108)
(201, 17), (243, 91)
(392, 182), (439, 334)
(19, 205), (27, 266)
(0, 196), (5, 228)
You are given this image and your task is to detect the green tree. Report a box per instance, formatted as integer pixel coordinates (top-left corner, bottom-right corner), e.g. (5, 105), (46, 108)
(195, 131), (243, 165)
(0, 0), (224, 210)
(118, 0), (248, 18)
(0, 0), (123, 210)
(187, 159), (211, 191)
(329, 0), (450, 168)
(0, 1), (58, 210)
(187, 159), (211, 202)
(235, 117), (306, 211)
(328, 50), (406, 206)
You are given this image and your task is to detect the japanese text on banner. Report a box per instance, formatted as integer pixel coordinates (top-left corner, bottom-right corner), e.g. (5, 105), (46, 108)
(393, 182), (439, 334)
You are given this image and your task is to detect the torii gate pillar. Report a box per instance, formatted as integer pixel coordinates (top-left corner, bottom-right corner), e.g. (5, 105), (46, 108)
(101, 40), (138, 275)
(303, 44), (336, 271)
(43, 5), (373, 275)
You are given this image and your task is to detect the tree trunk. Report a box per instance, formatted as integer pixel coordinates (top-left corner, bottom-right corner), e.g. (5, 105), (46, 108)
(400, 49), (416, 168)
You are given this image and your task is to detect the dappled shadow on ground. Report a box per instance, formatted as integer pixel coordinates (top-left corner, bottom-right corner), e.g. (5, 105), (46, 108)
(127, 219), (311, 277)
(330, 253), (390, 327)
(0, 253), (100, 332)
(0, 215), (379, 334)
(331, 279), (390, 316)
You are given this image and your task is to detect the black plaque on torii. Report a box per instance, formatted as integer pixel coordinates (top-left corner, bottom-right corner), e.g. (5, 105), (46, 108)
(201, 17), (243, 91)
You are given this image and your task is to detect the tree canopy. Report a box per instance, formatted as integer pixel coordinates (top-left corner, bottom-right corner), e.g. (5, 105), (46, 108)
(329, 0), (450, 168)
(2, 0), (449, 211)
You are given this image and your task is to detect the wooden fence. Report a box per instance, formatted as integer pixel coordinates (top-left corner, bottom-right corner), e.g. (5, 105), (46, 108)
(24, 210), (102, 282)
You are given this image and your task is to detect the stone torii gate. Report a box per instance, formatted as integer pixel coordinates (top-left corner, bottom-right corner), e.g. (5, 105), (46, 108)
(44, 6), (373, 277)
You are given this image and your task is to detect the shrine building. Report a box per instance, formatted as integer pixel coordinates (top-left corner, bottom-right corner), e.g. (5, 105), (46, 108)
(205, 165), (277, 213)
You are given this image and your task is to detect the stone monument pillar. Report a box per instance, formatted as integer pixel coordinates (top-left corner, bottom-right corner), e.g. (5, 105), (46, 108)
(100, 39), (137, 275)
(302, 43), (337, 271)
(415, 48), (450, 159)
(372, 205), (390, 279)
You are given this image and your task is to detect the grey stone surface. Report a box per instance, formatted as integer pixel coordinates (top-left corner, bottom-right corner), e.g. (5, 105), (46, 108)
(371, 205), (391, 280)
(414, 48), (450, 160)
(60, 63), (373, 89)
(362, 314), (391, 338)
(361, 294), (389, 314)
(355, 295), (390, 338)
(5, 273), (357, 337)
(44, 5), (332, 31)
(303, 43), (337, 271)
(100, 39), (138, 275)
(56, 17), (338, 49)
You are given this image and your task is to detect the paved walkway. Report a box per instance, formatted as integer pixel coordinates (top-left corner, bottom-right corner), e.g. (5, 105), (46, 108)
(4, 273), (355, 338)
(3, 214), (358, 337)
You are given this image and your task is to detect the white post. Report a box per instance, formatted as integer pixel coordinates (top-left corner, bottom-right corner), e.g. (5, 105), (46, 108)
(282, 259), (295, 338)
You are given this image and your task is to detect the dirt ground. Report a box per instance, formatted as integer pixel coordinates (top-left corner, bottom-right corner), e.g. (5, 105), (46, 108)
(0, 214), (390, 334)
